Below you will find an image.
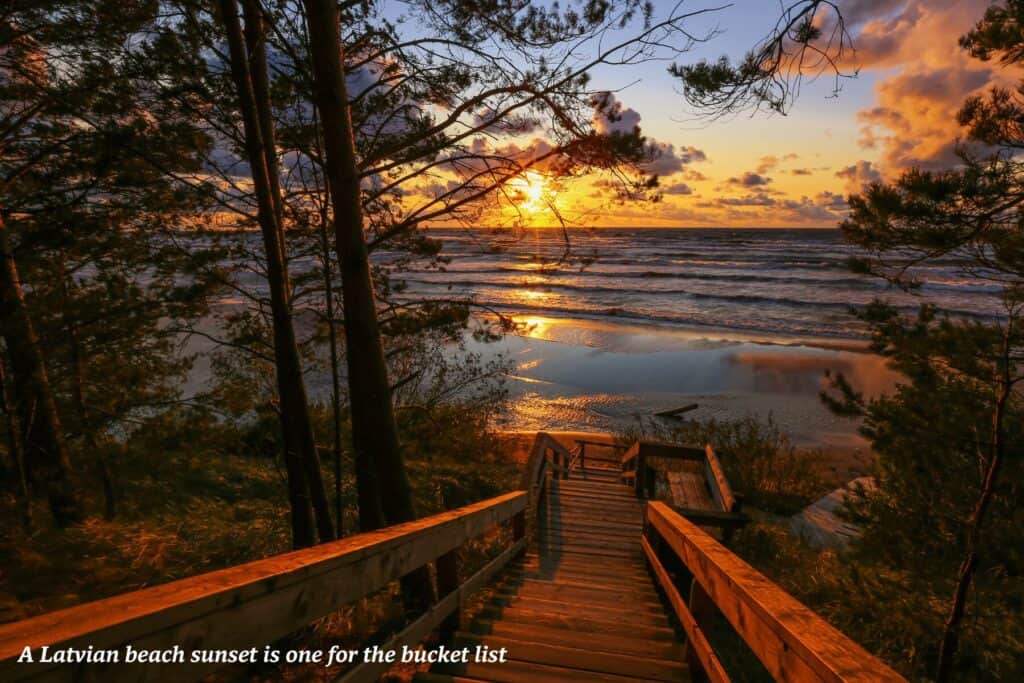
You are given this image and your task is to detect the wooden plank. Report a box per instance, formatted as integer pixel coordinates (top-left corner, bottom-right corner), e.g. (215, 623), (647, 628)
(574, 439), (629, 449)
(667, 470), (715, 511)
(470, 620), (686, 660)
(414, 673), (489, 683)
(500, 576), (659, 601)
(655, 403), (699, 418)
(638, 441), (706, 461)
(490, 594), (669, 624)
(435, 656), (667, 683)
(339, 538), (525, 683)
(621, 441), (641, 467)
(0, 492), (527, 683)
(453, 632), (688, 682)
(646, 502), (906, 683)
(497, 582), (663, 609)
(507, 564), (649, 585)
(475, 606), (677, 641)
(642, 536), (730, 683)
(673, 506), (750, 532)
(535, 541), (642, 560)
(704, 444), (736, 512)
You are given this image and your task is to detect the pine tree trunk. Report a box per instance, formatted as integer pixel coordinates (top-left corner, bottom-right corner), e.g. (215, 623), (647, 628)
(60, 269), (117, 519)
(935, 330), (1013, 682)
(0, 358), (32, 529)
(216, 0), (334, 547)
(0, 215), (83, 526)
(301, 0), (434, 613)
(301, 0), (415, 533)
(239, 0), (336, 544)
(318, 195), (346, 536)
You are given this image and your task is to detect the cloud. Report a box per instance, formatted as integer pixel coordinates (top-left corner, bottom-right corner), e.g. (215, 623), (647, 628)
(591, 92), (642, 136)
(661, 182), (693, 195)
(839, 1), (1010, 171)
(639, 142), (707, 177)
(835, 160), (882, 192)
(755, 153), (799, 174)
(815, 191), (848, 210)
(790, 168), (813, 175)
(727, 172), (772, 187)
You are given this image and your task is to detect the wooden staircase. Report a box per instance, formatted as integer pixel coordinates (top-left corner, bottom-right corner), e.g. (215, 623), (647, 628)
(0, 431), (906, 683)
(416, 456), (690, 682)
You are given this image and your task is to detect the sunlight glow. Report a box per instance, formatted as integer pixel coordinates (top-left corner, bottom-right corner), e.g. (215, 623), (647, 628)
(509, 171), (550, 216)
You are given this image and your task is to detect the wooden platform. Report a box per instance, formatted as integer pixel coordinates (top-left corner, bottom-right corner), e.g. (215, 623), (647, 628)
(416, 457), (691, 682)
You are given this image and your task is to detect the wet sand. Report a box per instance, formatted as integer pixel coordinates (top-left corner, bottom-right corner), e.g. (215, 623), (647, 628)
(467, 315), (900, 460)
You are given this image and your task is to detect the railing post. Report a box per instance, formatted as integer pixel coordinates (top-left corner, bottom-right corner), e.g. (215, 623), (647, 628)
(436, 550), (460, 641)
(513, 509), (526, 544)
(580, 441), (586, 470)
(636, 450), (647, 498)
(686, 578), (715, 682)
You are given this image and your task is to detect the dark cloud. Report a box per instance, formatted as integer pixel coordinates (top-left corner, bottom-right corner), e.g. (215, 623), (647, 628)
(661, 182), (693, 196)
(727, 172), (772, 187)
(835, 160), (882, 192)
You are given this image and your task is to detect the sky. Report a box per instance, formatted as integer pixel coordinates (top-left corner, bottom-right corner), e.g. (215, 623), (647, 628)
(579, 0), (1010, 228)
(430, 0), (1009, 229)
(589, 0), (1011, 229)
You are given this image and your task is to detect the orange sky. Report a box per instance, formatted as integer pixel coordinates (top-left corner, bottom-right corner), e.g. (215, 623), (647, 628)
(416, 1), (1007, 229)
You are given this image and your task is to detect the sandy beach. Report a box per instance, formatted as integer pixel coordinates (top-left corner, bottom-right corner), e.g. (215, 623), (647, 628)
(468, 315), (899, 463)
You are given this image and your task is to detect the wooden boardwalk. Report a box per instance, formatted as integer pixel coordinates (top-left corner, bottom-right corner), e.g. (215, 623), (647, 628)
(0, 432), (906, 683)
(416, 449), (692, 682)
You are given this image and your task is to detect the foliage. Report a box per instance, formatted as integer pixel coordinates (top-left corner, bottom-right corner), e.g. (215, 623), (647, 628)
(730, 520), (1024, 681)
(819, 3), (1024, 678)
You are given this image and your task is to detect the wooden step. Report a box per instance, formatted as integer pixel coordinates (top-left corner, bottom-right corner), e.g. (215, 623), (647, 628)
(512, 555), (647, 572)
(542, 517), (642, 532)
(505, 568), (650, 591)
(536, 541), (643, 561)
(470, 619), (686, 660)
(537, 530), (639, 550)
(506, 563), (650, 586)
(554, 485), (637, 499)
(488, 593), (670, 624)
(476, 605), (678, 640)
(552, 491), (638, 507)
(413, 673), (489, 683)
(451, 632), (689, 682)
(539, 520), (640, 536)
(496, 580), (662, 608)
(498, 575), (661, 600)
(432, 657), (679, 683)
(499, 575), (659, 600)
(542, 509), (643, 525)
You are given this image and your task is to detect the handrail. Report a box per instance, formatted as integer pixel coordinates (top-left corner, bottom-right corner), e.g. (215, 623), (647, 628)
(644, 502), (905, 683)
(519, 431), (572, 502)
(0, 492), (528, 683)
(704, 444), (737, 512)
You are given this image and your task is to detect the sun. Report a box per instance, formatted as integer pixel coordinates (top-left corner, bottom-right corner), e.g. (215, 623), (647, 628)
(509, 171), (549, 214)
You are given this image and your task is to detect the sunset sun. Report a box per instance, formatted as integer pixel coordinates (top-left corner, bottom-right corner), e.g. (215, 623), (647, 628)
(509, 171), (549, 216)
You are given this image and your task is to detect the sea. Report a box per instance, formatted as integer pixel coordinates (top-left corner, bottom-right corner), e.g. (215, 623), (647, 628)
(393, 227), (998, 344)
(206, 227), (997, 446)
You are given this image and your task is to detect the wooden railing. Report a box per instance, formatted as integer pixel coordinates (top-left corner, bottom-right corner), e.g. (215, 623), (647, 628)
(0, 492), (528, 683)
(519, 430), (573, 493)
(622, 440), (747, 540)
(642, 502), (906, 683)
